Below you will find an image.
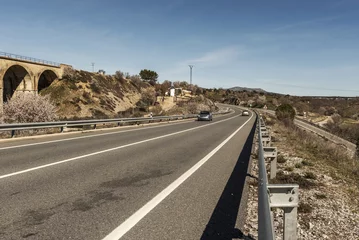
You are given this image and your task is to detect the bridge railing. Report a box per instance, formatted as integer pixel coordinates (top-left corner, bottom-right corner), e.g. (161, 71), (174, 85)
(0, 51), (60, 67)
(0, 110), (232, 138)
(257, 115), (299, 240)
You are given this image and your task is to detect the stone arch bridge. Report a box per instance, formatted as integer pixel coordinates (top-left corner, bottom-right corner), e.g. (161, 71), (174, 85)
(0, 52), (71, 112)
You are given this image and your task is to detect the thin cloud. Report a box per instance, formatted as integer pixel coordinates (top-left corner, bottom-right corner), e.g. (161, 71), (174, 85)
(255, 79), (359, 93)
(185, 46), (240, 67)
(159, 46), (241, 81)
(273, 16), (342, 32)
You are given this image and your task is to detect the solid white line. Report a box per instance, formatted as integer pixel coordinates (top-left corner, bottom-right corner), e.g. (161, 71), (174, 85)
(0, 112), (235, 151)
(102, 114), (254, 240)
(0, 114), (240, 180)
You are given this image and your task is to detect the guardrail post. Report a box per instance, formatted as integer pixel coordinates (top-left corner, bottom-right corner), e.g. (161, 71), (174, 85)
(93, 124), (97, 129)
(268, 184), (299, 240)
(11, 130), (15, 138)
(263, 147), (277, 179)
(261, 131), (271, 147)
(61, 123), (67, 133)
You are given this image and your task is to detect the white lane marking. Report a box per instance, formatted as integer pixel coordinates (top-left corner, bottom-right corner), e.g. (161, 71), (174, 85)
(0, 114), (240, 180)
(102, 114), (254, 240)
(0, 114), (231, 151)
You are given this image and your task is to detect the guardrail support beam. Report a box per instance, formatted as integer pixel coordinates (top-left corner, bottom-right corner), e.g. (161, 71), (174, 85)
(268, 184), (299, 240)
(262, 133), (271, 147)
(263, 147), (277, 179)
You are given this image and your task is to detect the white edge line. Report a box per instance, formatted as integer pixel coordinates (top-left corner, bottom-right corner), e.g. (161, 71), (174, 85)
(0, 114), (240, 180)
(101, 114), (254, 240)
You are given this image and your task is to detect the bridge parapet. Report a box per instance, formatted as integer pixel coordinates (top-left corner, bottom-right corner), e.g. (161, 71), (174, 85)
(0, 52), (61, 67)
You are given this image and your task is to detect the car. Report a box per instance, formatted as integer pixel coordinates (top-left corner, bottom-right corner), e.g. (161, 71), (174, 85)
(197, 111), (213, 121)
(242, 110), (249, 116)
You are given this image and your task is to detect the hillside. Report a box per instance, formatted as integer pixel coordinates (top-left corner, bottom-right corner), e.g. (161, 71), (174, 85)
(203, 89), (359, 143)
(40, 70), (146, 119)
(228, 86), (267, 93)
(38, 69), (217, 120)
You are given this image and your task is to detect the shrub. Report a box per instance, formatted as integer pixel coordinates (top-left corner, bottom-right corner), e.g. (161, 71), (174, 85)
(315, 193), (327, 199)
(298, 202), (313, 213)
(302, 160), (314, 166)
(277, 155), (287, 163)
(304, 171), (317, 180)
(141, 88), (156, 107)
(91, 109), (108, 119)
(187, 102), (198, 114)
(285, 166), (294, 172)
(2, 94), (57, 123)
(114, 70), (126, 85)
(90, 83), (101, 94)
(276, 104), (295, 122)
(295, 163), (303, 168)
(271, 171), (316, 189)
(62, 67), (76, 80)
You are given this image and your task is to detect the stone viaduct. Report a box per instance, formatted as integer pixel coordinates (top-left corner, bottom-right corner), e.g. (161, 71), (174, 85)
(0, 52), (71, 112)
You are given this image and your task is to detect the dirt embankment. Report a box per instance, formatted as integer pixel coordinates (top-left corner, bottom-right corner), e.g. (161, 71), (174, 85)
(41, 70), (216, 119)
(41, 70), (146, 119)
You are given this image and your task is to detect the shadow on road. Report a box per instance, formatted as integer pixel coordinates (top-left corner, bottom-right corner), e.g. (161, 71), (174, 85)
(200, 120), (257, 240)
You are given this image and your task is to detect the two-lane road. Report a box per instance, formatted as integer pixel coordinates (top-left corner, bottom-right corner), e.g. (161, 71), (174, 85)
(0, 107), (256, 240)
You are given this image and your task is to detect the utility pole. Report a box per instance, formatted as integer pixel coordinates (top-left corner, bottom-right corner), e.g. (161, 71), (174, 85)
(188, 65), (194, 85)
(91, 62), (95, 72)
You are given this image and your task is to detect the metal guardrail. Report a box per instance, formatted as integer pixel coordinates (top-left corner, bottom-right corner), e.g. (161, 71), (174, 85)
(257, 115), (299, 240)
(0, 111), (231, 138)
(0, 51), (60, 67)
(257, 117), (275, 240)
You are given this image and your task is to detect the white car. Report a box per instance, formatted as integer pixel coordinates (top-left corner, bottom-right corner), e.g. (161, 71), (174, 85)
(242, 110), (249, 116)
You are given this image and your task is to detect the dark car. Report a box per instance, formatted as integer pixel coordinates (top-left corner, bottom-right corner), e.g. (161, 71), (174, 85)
(197, 111), (213, 121)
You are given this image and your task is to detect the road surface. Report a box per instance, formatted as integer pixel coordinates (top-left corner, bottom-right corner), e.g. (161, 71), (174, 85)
(0, 107), (256, 240)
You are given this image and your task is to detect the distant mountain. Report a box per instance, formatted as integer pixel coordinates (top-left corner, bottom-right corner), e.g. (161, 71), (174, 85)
(228, 86), (267, 93)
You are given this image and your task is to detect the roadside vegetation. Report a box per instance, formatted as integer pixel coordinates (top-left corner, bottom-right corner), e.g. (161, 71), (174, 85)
(245, 110), (359, 239)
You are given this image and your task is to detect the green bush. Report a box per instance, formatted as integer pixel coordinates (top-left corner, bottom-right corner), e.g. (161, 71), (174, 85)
(298, 202), (313, 213)
(295, 163), (303, 168)
(277, 155), (287, 163)
(304, 172), (317, 180)
(275, 104), (295, 122)
(315, 193), (327, 199)
(285, 166), (294, 172)
(302, 160), (314, 166)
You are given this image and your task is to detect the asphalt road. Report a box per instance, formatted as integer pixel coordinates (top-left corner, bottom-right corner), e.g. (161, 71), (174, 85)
(0, 107), (256, 240)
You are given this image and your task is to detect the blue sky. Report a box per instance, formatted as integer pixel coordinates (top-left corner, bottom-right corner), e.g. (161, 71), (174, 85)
(1, 0), (359, 96)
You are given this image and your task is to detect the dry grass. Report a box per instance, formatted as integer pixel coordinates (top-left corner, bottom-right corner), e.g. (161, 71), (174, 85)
(270, 171), (317, 189)
(272, 116), (359, 189)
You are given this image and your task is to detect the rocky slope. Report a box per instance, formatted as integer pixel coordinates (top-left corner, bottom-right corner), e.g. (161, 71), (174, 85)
(40, 70), (146, 119)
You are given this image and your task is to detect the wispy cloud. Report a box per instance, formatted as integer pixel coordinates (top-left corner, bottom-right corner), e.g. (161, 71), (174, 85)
(255, 79), (359, 93)
(159, 46), (241, 80)
(184, 46), (240, 67)
(273, 16), (341, 32)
